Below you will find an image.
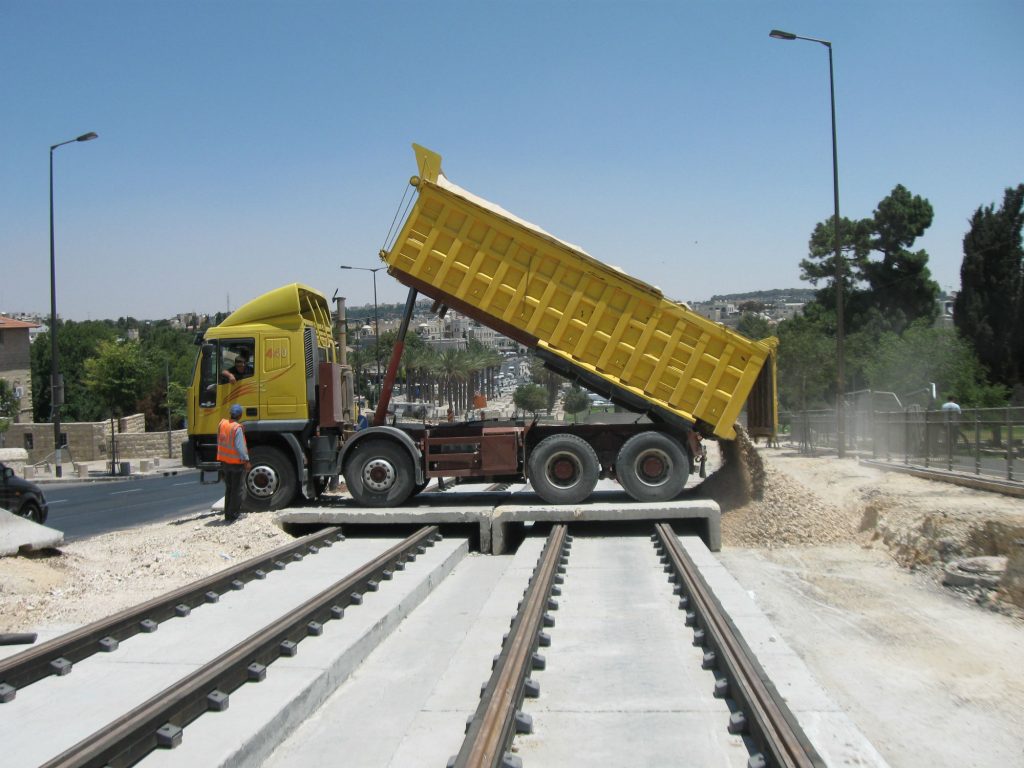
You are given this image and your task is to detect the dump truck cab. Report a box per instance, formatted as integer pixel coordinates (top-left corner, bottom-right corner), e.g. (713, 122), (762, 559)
(183, 283), (351, 510)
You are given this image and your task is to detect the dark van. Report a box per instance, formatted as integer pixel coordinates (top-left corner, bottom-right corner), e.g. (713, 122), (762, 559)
(0, 462), (48, 525)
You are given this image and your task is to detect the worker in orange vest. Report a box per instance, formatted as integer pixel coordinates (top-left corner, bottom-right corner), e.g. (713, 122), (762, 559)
(217, 404), (251, 522)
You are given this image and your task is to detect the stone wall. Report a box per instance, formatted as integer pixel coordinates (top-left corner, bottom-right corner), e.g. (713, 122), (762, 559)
(119, 413), (147, 433)
(2, 414), (184, 463)
(4, 421), (107, 463)
(112, 429), (187, 459)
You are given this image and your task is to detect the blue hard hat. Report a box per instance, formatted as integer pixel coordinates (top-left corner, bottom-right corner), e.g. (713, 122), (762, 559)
(230, 404), (243, 418)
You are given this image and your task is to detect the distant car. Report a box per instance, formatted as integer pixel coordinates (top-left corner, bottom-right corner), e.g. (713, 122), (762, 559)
(0, 462), (48, 525)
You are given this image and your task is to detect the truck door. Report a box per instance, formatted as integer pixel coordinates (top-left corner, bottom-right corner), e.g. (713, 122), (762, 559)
(260, 334), (302, 420)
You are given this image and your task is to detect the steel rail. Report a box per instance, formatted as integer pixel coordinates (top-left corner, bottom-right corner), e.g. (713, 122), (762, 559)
(452, 524), (569, 768)
(654, 523), (824, 768)
(0, 525), (345, 704)
(39, 525), (440, 768)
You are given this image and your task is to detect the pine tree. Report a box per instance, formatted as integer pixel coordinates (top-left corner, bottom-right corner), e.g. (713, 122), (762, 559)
(800, 185), (939, 334)
(954, 184), (1024, 390)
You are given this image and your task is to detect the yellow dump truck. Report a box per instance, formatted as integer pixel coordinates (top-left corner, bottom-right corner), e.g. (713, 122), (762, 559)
(184, 145), (776, 509)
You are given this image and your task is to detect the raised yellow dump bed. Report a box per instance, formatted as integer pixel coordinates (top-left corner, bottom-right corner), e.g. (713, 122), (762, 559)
(382, 145), (776, 440)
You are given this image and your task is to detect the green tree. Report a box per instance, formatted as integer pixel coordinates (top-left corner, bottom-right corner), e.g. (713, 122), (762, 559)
(437, 348), (469, 411)
(83, 340), (154, 418)
(31, 320), (118, 422)
(865, 321), (1008, 407)
(0, 379), (18, 439)
(736, 312), (771, 340)
(529, 356), (565, 411)
(802, 185), (939, 335)
(513, 383), (548, 418)
(775, 313), (834, 410)
(954, 184), (1024, 391)
(860, 185), (939, 330)
(562, 386), (591, 423)
(138, 322), (199, 429)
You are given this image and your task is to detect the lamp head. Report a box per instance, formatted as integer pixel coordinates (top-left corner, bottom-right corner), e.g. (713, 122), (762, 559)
(769, 29), (797, 40)
(76, 132), (99, 142)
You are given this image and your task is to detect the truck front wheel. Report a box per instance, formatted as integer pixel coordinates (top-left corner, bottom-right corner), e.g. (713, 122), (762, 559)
(344, 439), (416, 507)
(244, 446), (298, 511)
(527, 434), (599, 505)
(616, 432), (689, 502)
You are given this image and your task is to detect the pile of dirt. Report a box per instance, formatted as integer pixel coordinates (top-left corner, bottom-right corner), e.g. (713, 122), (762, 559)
(719, 464), (857, 547)
(717, 448), (1024, 611)
(689, 425), (766, 510)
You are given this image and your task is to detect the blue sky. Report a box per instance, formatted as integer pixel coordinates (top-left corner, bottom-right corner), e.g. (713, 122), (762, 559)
(2, 1), (1022, 320)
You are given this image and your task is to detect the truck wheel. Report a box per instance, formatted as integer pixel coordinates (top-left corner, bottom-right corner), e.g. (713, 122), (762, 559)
(528, 434), (599, 505)
(344, 440), (415, 507)
(616, 432), (689, 502)
(244, 446), (297, 511)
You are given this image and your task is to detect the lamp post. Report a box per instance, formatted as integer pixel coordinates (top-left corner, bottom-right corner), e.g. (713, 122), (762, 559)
(339, 265), (383, 400)
(769, 29), (846, 458)
(49, 131), (98, 477)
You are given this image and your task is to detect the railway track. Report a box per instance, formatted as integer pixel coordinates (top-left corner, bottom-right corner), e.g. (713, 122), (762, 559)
(451, 524), (825, 768)
(2, 526), (452, 768)
(5, 516), (860, 767)
(0, 525), (347, 703)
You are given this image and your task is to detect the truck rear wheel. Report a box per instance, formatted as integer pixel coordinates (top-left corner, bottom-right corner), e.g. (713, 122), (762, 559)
(344, 439), (416, 507)
(527, 434), (599, 505)
(244, 446), (297, 511)
(616, 432), (689, 502)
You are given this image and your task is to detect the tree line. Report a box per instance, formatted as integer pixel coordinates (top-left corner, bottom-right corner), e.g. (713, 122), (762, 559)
(29, 319), (196, 430)
(755, 182), (1023, 412)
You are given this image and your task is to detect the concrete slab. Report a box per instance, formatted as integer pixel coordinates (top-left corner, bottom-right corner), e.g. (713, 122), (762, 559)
(0, 508), (63, 556)
(678, 536), (889, 767)
(263, 546), (543, 767)
(515, 536), (750, 767)
(275, 485), (719, 556)
(492, 496), (721, 555)
(275, 496), (496, 553)
(143, 536), (468, 768)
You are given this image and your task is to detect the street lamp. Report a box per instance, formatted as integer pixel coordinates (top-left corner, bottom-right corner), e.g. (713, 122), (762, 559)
(49, 131), (98, 477)
(769, 28), (846, 458)
(339, 265), (383, 399)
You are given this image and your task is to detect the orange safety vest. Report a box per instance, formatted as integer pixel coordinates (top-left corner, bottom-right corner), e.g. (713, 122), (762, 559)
(217, 419), (246, 464)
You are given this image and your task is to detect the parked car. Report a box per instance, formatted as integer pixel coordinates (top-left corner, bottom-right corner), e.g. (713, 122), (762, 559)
(0, 462), (48, 524)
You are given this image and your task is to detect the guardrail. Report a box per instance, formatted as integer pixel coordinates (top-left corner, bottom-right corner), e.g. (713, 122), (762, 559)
(779, 406), (1022, 483)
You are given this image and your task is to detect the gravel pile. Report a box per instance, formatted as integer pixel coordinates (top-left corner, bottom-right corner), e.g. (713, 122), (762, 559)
(720, 465), (857, 548)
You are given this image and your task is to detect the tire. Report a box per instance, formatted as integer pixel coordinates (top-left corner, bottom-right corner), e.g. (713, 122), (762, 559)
(527, 434), (600, 505)
(344, 439), (416, 508)
(615, 432), (689, 502)
(18, 499), (46, 525)
(243, 446), (298, 512)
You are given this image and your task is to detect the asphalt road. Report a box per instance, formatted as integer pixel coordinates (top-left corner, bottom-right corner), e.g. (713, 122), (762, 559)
(42, 472), (224, 542)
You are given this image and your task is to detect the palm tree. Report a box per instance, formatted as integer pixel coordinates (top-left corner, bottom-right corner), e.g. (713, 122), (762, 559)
(437, 348), (470, 413)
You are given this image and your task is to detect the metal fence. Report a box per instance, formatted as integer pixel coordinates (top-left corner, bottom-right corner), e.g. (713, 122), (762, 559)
(778, 406), (1023, 482)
